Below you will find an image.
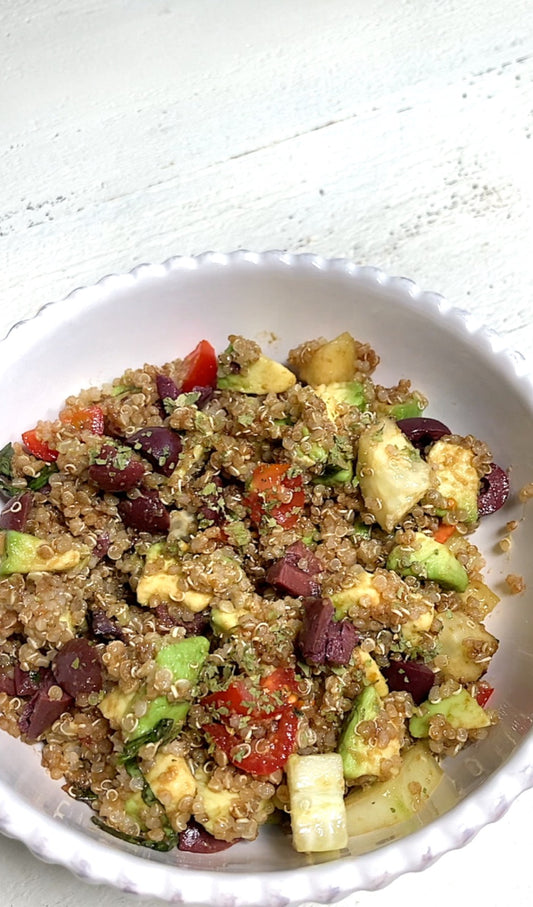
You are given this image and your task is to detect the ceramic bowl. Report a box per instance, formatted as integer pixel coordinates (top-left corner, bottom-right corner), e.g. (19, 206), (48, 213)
(1, 251), (532, 905)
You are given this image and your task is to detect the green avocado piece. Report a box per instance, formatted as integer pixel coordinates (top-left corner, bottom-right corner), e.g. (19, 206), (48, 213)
(409, 688), (491, 738)
(386, 398), (426, 421)
(100, 636), (209, 742)
(217, 355), (296, 394)
(338, 684), (400, 781)
(313, 462), (354, 486)
(0, 529), (82, 575)
(387, 531), (469, 593)
(314, 381), (366, 417)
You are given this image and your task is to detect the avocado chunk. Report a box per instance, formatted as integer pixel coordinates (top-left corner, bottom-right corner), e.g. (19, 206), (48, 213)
(296, 332), (359, 387)
(344, 742), (443, 834)
(0, 529), (83, 575)
(314, 381), (366, 418)
(290, 427), (328, 469)
(409, 688), (491, 738)
(217, 354), (296, 394)
(384, 397), (426, 421)
(331, 570), (381, 617)
(99, 636), (209, 741)
(136, 542), (212, 612)
(356, 418), (431, 532)
(125, 752), (196, 831)
(427, 440), (480, 523)
(387, 531), (469, 593)
(436, 609), (498, 683)
(337, 684), (401, 781)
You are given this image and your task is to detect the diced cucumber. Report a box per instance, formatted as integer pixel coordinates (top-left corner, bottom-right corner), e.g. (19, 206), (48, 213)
(356, 419), (431, 532)
(409, 688), (491, 738)
(428, 440), (479, 524)
(345, 742), (443, 834)
(436, 609), (498, 683)
(287, 753), (348, 853)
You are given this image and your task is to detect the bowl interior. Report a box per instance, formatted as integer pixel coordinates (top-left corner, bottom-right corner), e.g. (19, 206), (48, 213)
(1, 253), (532, 894)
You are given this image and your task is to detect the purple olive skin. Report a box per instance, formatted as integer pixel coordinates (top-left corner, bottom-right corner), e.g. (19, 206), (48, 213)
(156, 373), (180, 402)
(383, 659), (435, 705)
(126, 427), (182, 477)
(19, 686), (73, 741)
(88, 445), (145, 492)
(188, 385), (214, 408)
(397, 418), (451, 451)
(0, 492), (32, 531)
(178, 820), (238, 853)
(478, 463), (510, 516)
(14, 665), (54, 697)
(89, 610), (126, 643)
(118, 489), (170, 533)
(52, 638), (103, 697)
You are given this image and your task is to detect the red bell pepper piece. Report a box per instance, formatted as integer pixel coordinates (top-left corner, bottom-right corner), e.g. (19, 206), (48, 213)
(432, 523), (456, 544)
(59, 404), (105, 435)
(245, 463), (305, 530)
(21, 429), (58, 463)
(204, 705), (298, 776)
(201, 667), (301, 775)
(181, 340), (217, 392)
(475, 684), (494, 708)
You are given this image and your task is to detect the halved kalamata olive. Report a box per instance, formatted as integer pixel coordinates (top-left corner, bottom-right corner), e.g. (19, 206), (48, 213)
(156, 373), (180, 403)
(126, 427), (182, 477)
(478, 463), (510, 516)
(397, 418), (451, 450)
(0, 667), (16, 696)
(19, 685), (73, 741)
(155, 604), (210, 636)
(14, 665), (54, 697)
(89, 610), (125, 643)
(92, 532), (111, 559)
(52, 638), (103, 697)
(178, 820), (238, 853)
(88, 445), (145, 492)
(383, 659), (435, 705)
(118, 489), (170, 533)
(188, 385), (214, 408)
(0, 492), (32, 531)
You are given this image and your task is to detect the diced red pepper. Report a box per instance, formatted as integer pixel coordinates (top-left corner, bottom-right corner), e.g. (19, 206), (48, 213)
(59, 405), (105, 435)
(245, 463), (305, 530)
(204, 704), (298, 776)
(432, 523), (456, 544)
(260, 667), (302, 706)
(181, 340), (217, 392)
(21, 429), (58, 463)
(475, 684), (494, 708)
(201, 667), (301, 775)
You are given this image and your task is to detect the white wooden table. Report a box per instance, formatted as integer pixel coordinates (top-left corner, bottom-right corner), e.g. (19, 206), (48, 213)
(1, 2), (533, 905)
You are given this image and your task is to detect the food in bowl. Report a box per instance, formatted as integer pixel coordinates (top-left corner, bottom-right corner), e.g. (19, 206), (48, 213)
(0, 328), (510, 856)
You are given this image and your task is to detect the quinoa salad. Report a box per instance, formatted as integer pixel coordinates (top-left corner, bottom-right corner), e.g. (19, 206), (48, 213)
(0, 332), (510, 855)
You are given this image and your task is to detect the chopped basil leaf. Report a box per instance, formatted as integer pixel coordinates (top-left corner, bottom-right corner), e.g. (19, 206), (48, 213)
(91, 816), (178, 851)
(119, 718), (175, 764)
(28, 463), (59, 491)
(0, 443), (14, 478)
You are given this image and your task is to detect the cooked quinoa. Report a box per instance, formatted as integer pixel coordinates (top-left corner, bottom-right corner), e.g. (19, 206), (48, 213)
(0, 332), (507, 854)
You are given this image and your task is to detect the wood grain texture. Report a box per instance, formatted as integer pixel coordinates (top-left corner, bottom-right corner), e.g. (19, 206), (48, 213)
(1, 1), (533, 906)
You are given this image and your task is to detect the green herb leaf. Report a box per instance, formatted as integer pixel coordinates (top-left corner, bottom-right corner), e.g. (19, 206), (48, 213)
(0, 443), (14, 478)
(119, 718), (175, 764)
(91, 816), (178, 851)
(28, 463), (59, 491)
(111, 384), (143, 397)
(0, 477), (23, 500)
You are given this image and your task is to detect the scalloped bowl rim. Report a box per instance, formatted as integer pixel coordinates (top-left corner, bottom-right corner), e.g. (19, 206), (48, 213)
(0, 250), (532, 905)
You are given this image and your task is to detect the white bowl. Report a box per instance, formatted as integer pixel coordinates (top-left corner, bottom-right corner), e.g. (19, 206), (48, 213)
(1, 251), (533, 905)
